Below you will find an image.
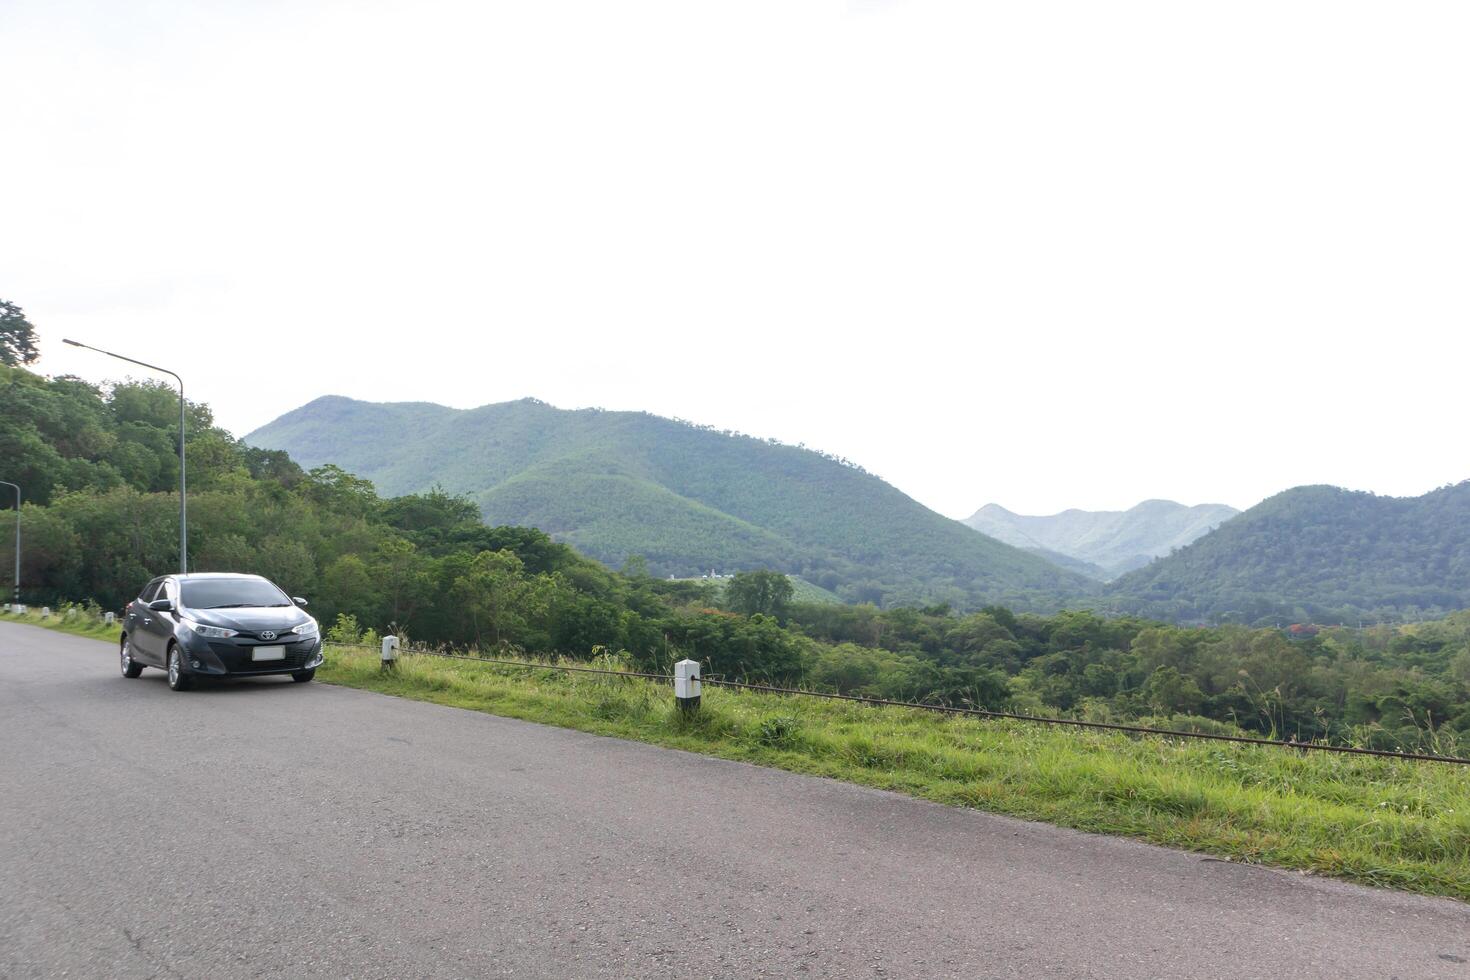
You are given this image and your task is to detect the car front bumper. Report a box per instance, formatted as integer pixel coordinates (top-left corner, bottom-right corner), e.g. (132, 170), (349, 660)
(176, 634), (324, 676)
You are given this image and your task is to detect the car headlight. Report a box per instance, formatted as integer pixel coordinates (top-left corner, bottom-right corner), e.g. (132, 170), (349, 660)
(182, 619), (239, 638)
(291, 619), (319, 638)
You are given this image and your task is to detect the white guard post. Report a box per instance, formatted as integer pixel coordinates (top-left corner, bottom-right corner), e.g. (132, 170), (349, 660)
(674, 659), (702, 713)
(40, 607), (50, 619)
(381, 634), (400, 668)
(104, 611), (116, 627)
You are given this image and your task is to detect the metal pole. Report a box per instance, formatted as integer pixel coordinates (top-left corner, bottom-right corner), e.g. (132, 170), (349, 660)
(63, 340), (187, 573)
(0, 481), (17, 606)
(178, 375), (186, 573)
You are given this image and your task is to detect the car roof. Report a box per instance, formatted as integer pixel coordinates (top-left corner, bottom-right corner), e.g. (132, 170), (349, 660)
(170, 573), (271, 580)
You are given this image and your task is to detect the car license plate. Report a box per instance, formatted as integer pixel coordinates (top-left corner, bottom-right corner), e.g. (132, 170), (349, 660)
(252, 646), (286, 661)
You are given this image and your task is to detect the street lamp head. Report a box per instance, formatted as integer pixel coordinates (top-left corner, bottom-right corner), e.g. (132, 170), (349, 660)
(63, 338), (83, 347)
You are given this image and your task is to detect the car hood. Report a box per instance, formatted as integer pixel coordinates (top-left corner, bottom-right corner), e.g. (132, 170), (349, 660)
(180, 606), (312, 633)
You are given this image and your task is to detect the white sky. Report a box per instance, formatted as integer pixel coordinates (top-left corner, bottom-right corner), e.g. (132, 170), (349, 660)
(4, 0), (1467, 519)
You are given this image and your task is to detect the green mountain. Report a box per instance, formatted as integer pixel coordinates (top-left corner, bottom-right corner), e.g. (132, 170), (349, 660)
(965, 500), (1239, 580)
(1023, 547), (1112, 581)
(246, 396), (1095, 610)
(1106, 483), (1470, 624)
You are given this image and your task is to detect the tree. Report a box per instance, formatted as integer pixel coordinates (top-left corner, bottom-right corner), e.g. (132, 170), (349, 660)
(0, 300), (39, 366)
(725, 569), (794, 619)
(451, 549), (553, 649)
(1142, 666), (1205, 716)
(376, 537), (434, 626)
(1452, 648), (1470, 687)
(304, 464), (381, 518)
(382, 487), (480, 534)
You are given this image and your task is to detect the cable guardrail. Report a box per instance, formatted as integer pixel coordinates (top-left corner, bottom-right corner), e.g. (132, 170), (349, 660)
(355, 643), (1470, 766)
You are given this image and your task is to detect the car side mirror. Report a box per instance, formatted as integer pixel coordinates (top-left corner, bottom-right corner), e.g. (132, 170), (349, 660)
(148, 598), (175, 612)
(293, 596), (309, 607)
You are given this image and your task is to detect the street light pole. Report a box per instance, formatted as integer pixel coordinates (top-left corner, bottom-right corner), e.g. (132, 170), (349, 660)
(0, 481), (18, 607)
(63, 340), (188, 575)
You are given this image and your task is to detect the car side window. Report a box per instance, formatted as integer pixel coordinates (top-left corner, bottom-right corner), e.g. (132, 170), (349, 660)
(139, 578), (163, 602)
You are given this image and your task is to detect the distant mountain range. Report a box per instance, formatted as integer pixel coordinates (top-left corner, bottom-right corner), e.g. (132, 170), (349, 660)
(248, 395), (1470, 624)
(246, 397), (1094, 610)
(1107, 482), (1470, 624)
(964, 500), (1239, 580)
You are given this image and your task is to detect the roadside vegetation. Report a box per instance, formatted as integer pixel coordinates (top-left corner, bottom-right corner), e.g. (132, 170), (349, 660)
(315, 643), (1470, 902)
(1, 603), (116, 642)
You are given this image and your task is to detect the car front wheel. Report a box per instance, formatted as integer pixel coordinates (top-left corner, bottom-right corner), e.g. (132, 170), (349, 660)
(120, 637), (144, 679)
(166, 645), (192, 691)
(291, 668), (316, 683)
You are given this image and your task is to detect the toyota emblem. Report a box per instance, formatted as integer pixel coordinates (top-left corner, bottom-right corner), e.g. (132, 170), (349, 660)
(259, 631), (277, 641)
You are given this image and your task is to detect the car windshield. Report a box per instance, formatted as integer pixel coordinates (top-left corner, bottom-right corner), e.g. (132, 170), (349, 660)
(179, 578), (292, 609)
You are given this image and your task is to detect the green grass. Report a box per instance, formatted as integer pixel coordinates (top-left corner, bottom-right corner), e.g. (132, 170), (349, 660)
(2, 604), (120, 643)
(9, 608), (1467, 902)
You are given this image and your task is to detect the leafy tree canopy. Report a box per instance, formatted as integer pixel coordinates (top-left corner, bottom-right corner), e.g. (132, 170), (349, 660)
(0, 299), (39, 366)
(725, 569), (795, 620)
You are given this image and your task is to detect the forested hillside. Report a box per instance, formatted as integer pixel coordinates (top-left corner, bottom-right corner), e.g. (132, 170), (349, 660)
(0, 363), (806, 673)
(1108, 484), (1470, 624)
(5, 362), (1469, 751)
(247, 396), (1094, 610)
(966, 500), (1239, 579)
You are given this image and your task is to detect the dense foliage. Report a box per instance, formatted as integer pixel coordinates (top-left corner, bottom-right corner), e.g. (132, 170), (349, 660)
(786, 603), (1470, 750)
(0, 299), (40, 367)
(1107, 484), (1470, 624)
(247, 395), (1095, 610)
(5, 363), (1468, 751)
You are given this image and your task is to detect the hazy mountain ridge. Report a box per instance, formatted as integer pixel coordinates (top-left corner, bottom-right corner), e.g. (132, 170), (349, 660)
(247, 396), (1095, 610)
(1107, 482), (1470, 623)
(965, 499), (1239, 579)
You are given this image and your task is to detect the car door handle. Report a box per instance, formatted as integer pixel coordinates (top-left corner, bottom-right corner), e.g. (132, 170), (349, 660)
(143, 618), (152, 625)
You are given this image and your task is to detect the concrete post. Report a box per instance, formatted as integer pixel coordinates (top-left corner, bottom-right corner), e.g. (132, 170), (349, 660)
(675, 659), (702, 713)
(381, 634), (400, 669)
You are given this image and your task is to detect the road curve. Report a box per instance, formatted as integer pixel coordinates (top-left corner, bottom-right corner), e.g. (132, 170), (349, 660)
(2, 620), (1466, 979)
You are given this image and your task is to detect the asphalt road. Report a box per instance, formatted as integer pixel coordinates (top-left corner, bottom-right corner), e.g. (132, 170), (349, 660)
(2, 621), (1467, 979)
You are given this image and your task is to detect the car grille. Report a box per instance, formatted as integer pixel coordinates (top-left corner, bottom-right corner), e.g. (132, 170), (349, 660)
(206, 642), (314, 672)
(236, 628), (295, 642)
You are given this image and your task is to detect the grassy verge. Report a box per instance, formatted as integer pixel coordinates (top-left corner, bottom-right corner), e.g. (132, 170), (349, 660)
(1, 605), (119, 643)
(7, 610), (1466, 902)
(318, 645), (1470, 902)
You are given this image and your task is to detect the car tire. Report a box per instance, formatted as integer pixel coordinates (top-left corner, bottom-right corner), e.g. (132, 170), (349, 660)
(120, 636), (144, 678)
(291, 668), (316, 683)
(166, 645), (192, 691)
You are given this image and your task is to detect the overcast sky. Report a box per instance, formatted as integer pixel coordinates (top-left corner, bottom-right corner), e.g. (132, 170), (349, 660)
(5, 0), (1466, 519)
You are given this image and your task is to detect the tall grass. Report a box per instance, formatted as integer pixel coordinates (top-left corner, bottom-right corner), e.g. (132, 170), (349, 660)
(322, 645), (1470, 902)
